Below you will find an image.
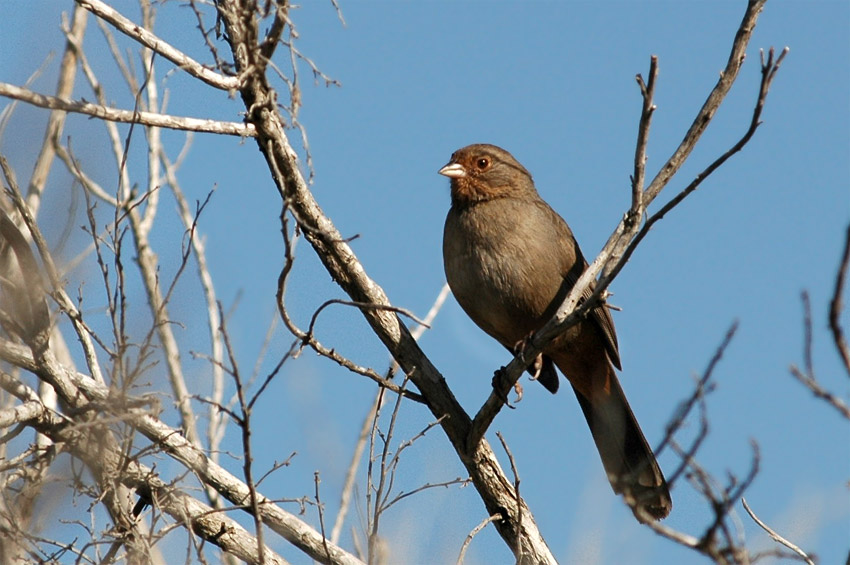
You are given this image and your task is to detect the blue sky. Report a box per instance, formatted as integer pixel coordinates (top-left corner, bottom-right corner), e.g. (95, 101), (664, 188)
(1, 1), (848, 564)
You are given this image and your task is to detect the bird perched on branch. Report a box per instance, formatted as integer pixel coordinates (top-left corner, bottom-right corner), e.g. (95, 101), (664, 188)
(439, 143), (671, 521)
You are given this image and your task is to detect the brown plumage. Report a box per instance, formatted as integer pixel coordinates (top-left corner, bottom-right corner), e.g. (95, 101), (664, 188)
(440, 143), (671, 521)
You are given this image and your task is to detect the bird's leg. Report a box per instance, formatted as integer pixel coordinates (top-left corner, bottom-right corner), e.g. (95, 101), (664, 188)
(513, 335), (544, 380)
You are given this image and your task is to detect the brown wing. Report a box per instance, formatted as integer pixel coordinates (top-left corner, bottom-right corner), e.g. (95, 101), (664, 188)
(534, 199), (621, 370)
(563, 257), (621, 371)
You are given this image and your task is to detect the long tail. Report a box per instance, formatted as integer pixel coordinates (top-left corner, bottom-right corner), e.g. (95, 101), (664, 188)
(570, 366), (672, 521)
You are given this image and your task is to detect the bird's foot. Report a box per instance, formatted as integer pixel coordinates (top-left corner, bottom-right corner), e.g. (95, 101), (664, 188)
(491, 367), (521, 408)
(513, 336), (543, 381)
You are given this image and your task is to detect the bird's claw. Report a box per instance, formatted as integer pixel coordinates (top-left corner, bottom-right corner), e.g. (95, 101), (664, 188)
(528, 354), (543, 381)
(513, 336), (543, 382)
(492, 367), (522, 408)
(513, 380), (523, 403)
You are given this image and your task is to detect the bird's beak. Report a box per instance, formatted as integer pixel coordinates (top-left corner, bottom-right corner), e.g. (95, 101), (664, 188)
(438, 162), (466, 178)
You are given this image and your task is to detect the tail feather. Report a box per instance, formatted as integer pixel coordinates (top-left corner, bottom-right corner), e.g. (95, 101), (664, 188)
(570, 371), (671, 521)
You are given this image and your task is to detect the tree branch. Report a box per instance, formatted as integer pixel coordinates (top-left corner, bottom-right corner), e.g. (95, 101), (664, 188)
(75, 0), (240, 90)
(0, 82), (255, 136)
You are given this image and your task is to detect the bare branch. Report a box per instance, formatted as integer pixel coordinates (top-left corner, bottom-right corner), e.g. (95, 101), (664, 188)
(221, 301), (267, 564)
(25, 5), (88, 218)
(160, 150), (229, 487)
(631, 54), (658, 208)
(259, 3), (289, 64)
(314, 472), (332, 565)
(789, 362), (850, 420)
(382, 477), (470, 512)
(496, 431), (522, 560)
(636, 47), (789, 238)
(76, 0), (240, 90)
(331, 392), (376, 544)
(0, 82), (255, 136)
(274, 200), (425, 403)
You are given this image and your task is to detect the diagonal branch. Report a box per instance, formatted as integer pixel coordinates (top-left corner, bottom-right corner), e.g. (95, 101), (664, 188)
(75, 0), (240, 91)
(742, 498), (815, 565)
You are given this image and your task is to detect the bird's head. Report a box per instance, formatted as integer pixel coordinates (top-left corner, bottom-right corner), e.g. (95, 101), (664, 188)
(439, 144), (536, 206)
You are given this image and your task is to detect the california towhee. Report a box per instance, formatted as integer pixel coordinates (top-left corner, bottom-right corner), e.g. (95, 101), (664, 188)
(440, 143), (672, 521)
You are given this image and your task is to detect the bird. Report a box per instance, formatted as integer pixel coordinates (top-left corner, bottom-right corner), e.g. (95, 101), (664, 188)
(439, 143), (671, 521)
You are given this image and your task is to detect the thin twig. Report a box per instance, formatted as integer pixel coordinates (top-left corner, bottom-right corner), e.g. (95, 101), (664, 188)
(274, 200), (425, 403)
(331, 391), (378, 544)
(314, 471), (332, 564)
(829, 223), (850, 374)
(496, 431), (522, 561)
(742, 498), (815, 565)
(456, 514), (502, 565)
(330, 281), (452, 542)
(790, 292), (850, 420)
(656, 321), (738, 458)
(631, 54), (658, 209)
(256, 452), (297, 488)
(160, 149), (230, 493)
(369, 376), (408, 561)
(306, 298), (430, 339)
(220, 302), (266, 564)
(381, 477), (470, 511)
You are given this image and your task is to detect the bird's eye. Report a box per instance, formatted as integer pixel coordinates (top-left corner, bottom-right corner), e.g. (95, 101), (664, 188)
(476, 158), (489, 170)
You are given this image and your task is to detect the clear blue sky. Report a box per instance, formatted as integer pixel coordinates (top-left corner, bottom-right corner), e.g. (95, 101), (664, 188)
(1, 1), (848, 564)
